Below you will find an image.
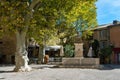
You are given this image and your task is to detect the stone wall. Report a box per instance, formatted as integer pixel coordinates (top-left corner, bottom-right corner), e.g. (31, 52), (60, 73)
(62, 58), (99, 66)
(81, 58), (100, 65)
(2, 34), (16, 55)
(0, 33), (16, 64)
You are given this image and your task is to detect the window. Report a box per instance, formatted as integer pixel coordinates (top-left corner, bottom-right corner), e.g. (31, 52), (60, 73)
(99, 29), (108, 40)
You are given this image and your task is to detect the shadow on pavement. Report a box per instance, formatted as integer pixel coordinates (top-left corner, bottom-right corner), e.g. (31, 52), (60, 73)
(0, 64), (14, 67)
(100, 64), (120, 70)
(0, 70), (14, 73)
(0, 77), (5, 79)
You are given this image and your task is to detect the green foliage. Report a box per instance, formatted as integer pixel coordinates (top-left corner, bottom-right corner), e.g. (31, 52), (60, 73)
(0, 1), (30, 33)
(0, 29), (3, 38)
(100, 46), (113, 58)
(70, 1), (97, 39)
(92, 39), (99, 50)
(0, 0), (97, 46)
(64, 44), (74, 57)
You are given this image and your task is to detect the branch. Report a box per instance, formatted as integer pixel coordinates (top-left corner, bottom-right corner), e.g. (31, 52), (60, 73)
(23, 0), (41, 35)
(29, 0), (41, 10)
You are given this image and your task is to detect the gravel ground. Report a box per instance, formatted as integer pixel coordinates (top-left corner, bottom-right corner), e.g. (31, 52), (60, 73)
(0, 64), (120, 80)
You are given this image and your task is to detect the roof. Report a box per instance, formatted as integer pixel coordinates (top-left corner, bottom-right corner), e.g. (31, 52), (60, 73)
(94, 20), (120, 30)
(94, 23), (112, 30)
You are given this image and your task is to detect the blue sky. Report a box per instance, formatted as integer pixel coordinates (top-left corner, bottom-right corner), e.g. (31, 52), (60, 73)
(96, 0), (120, 25)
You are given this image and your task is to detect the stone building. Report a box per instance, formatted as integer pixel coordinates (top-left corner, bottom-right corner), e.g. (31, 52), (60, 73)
(93, 20), (120, 64)
(0, 35), (41, 64)
(0, 33), (16, 64)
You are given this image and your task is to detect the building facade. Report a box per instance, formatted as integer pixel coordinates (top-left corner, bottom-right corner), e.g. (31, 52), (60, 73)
(0, 33), (16, 64)
(93, 24), (111, 49)
(109, 24), (120, 64)
(93, 21), (120, 64)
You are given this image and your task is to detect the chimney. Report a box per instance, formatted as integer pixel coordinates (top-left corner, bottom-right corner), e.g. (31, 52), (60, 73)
(113, 20), (119, 24)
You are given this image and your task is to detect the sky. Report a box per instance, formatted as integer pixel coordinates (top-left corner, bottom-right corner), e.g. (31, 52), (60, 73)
(96, 0), (120, 25)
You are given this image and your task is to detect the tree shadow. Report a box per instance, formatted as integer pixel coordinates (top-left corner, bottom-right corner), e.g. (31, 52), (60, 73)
(99, 64), (120, 70)
(0, 64), (14, 67)
(0, 77), (6, 79)
(0, 70), (14, 73)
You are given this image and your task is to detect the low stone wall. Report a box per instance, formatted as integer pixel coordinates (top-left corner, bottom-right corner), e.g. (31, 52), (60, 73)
(81, 58), (99, 65)
(62, 58), (99, 66)
(62, 58), (82, 65)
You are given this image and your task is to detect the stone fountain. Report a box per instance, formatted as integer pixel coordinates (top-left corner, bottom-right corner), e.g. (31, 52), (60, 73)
(62, 36), (100, 68)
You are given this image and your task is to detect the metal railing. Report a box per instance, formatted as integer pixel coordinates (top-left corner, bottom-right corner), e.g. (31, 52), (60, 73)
(49, 57), (62, 62)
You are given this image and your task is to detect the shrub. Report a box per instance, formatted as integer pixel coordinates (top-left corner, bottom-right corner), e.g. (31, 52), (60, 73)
(64, 44), (74, 57)
(100, 46), (112, 57)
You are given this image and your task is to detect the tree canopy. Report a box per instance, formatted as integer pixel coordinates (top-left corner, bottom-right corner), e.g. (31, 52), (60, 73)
(29, 0), (97, 45)
(0, 0), (97, 45)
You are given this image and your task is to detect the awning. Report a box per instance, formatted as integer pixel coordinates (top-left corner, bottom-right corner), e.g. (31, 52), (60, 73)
(45, 46), (61, 51)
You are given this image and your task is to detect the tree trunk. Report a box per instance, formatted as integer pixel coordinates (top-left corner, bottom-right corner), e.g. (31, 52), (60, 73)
(14, 31), (31, 72)
(13, 0), (41, 72)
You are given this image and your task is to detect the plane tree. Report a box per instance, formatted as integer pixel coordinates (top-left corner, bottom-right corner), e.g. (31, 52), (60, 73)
(0, 0), (97, 72)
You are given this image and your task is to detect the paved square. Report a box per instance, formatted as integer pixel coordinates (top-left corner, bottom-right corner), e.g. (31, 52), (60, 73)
(0, 64), (120, 80)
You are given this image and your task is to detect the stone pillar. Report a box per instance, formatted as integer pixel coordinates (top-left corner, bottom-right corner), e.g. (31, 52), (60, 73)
(74, 43), (83, 58)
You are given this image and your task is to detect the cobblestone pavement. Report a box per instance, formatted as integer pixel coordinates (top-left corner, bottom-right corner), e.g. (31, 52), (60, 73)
(0, 64), (120, 80)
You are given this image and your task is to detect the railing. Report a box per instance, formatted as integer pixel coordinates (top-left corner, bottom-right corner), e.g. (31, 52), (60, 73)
(49, 57), (62, 62)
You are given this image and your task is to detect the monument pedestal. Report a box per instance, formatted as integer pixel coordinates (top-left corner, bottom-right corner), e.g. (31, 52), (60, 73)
(74, 43), (83, 57)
